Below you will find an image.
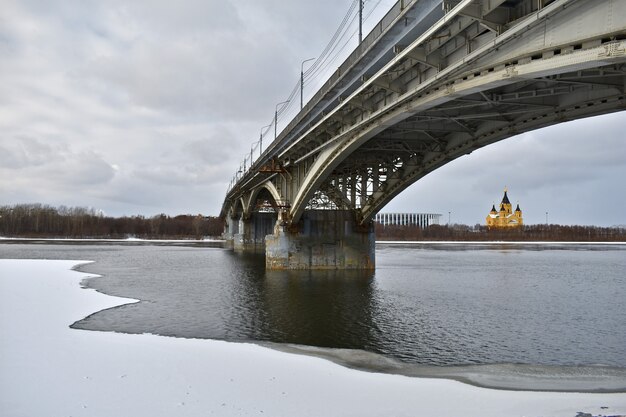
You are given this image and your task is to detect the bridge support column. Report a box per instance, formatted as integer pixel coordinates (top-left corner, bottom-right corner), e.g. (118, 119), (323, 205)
(223, 216), (239, 249)
(233, 213), (277, 252)
(265, 210), (375, 270)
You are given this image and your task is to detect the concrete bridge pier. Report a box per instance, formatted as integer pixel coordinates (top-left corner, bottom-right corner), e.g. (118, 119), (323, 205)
(233, 212), (276, 252)
(223, 216), (239, 249)
(265, 210), (375, 270)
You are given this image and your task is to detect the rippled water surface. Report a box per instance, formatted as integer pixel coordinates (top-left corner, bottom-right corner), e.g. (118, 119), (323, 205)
(2, 241), (625, 369)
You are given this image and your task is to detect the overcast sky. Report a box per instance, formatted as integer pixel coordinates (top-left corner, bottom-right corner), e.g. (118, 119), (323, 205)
(1, 0), (625, 227)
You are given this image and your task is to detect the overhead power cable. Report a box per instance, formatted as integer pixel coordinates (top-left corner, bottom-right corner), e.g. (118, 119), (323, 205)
(232, 0), (392, 186)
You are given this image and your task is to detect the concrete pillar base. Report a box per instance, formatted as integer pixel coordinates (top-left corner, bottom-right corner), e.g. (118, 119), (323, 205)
(233, 233), (265, 252)
(223, 217), (238, 249)
(232, 212), (277, 253)
(265, 210), (375, 270)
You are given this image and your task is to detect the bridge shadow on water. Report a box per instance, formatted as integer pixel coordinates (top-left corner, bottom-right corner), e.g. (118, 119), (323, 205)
(224, 250), (381, 351)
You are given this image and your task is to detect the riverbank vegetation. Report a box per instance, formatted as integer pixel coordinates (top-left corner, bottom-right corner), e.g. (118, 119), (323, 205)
(2, 204), (625, 241)
(0, 204), (223, 239)
(375, 223), (626, 242)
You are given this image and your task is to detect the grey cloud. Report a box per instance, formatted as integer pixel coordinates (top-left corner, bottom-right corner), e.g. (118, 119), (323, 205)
(1, 0), (624, 223)
(93, 175), (226, 216)
(182, 127), (241, 165)
(133, 166), (198, 186)
(9, 147), (116, 187)
(444, 114), (626, 195)
(115, 0), (242, 36)
(133, 163), (227, 187)
(0, 136), (55, 168)
(84, 32), (297, 122)
(45, 151), (116, 186)
(0, 149), (116, 223)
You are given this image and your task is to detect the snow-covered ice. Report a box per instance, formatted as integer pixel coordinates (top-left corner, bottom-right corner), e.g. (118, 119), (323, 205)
(0, 236), (224, 242)
(0, 258), (625, 417)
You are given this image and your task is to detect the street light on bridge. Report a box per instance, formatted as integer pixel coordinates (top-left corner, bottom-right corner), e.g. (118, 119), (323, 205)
(301, 57), (315, 110)
(240, 151), (251, 177)
(275, 100), (290, 140)
(259, 124), (271, 156)
(358, 0), (363, 43)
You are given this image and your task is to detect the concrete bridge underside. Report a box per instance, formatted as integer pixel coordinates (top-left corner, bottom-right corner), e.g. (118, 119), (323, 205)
(222, 0), (626, 269)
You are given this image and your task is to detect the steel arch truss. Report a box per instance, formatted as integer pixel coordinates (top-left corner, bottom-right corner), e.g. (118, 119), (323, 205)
(351, 66), (626, 223)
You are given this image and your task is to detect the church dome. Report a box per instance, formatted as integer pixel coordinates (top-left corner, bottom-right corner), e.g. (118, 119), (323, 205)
(501, 189), (511, 205)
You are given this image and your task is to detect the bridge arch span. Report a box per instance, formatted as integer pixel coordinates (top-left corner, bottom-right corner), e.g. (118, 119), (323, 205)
(246, 181), (282, 215)
(231, 197), (246, 219)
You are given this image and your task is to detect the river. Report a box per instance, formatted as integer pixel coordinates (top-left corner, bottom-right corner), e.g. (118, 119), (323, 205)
(2, 240), (625, 390)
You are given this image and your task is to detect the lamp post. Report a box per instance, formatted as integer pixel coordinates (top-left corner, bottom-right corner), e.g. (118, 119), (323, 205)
(546, 211), (548, 225)
(259, 124), (271, 155)
(448, 211), (451, 225)
(241, 151), (251, 176)
(300, 57), (315, 110)
(275, 100), (290, 139)
(358, 0), (363, 43)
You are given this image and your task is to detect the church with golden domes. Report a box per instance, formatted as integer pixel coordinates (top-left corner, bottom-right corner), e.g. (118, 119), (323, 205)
(486, 188), (523, 228)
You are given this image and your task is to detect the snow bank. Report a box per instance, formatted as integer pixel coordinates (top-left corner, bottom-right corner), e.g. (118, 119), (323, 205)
(0, 237), (224, 242)
(0, 259), (625, 417)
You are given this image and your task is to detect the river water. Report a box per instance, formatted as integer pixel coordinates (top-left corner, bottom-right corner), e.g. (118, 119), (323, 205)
(2, 241), (625, 390)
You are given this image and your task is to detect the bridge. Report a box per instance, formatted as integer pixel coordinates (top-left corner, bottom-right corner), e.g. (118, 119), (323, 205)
(221, 0), (626, 269)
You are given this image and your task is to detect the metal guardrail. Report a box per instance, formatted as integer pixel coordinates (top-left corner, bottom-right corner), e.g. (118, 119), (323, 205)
(265, 0), (415, 159)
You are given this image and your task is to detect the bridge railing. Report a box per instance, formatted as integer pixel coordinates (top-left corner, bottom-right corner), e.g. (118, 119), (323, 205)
(266, 0), (413, 158)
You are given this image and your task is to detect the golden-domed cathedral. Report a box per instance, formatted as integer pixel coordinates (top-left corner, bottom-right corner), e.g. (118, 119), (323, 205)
(486, 188), (523, 228)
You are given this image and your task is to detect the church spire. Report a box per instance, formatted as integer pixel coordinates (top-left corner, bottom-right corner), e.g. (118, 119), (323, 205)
(501, 187), (511, 205)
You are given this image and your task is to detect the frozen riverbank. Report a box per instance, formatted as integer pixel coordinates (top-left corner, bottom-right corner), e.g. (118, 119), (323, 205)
(1, 259), (625, 417)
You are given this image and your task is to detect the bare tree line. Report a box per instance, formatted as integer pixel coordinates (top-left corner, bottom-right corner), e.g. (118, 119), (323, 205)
(2, 204), (624, 241)
(375, 223), (626, 241)
(0, 204), (224, 239)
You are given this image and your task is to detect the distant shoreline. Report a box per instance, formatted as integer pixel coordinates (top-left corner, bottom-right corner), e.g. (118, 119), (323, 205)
(376, 240), (626, 245)
(2, 237), (625, 247)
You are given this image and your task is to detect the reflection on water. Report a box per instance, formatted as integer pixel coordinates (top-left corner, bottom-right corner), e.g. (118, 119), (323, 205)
(259, 267), (377, 349)
(186, 250), (380, 350)
(1, 242), (625, 370)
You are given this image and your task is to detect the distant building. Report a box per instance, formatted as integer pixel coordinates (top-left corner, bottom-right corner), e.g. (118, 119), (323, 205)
(486, 188), (523, 228)
(375, 212), (441, 228)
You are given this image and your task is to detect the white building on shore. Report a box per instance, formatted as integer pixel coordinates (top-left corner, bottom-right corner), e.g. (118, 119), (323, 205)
(374, 212), (442, 228)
